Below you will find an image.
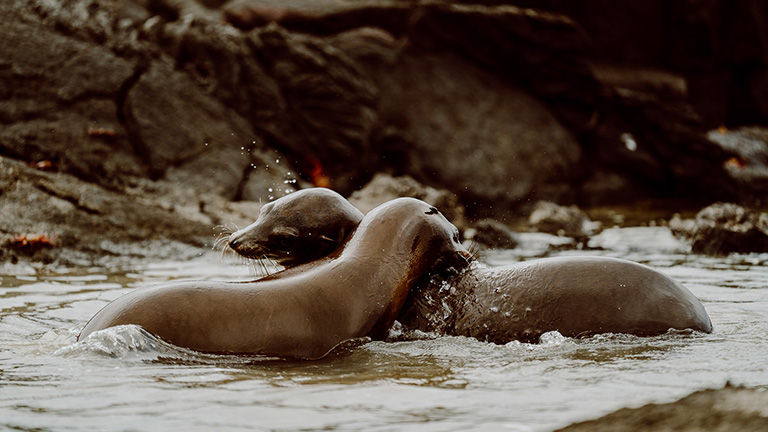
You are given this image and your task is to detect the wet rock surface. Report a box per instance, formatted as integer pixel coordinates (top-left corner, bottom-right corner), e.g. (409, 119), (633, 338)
(0, 156), (265, 265)
(528, 201), (599, 239)
(466, 219), (519, 250)
(670, 203), (768, 255)
(556, 386), (768, 432)
(707, 126), (768, 202)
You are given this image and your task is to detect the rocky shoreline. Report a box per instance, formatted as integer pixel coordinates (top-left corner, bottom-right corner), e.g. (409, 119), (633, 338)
(3, 0), (768, 266)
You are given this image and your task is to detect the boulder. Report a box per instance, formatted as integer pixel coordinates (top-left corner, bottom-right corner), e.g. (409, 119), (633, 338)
(364, 49), (581, 213)
(670, 203), (768, 255)
(707, 126), (768, 203)
(556, 385), (768, 432)
(468, 219), (519, 250)
(529, 201), (598, 238)
(348, 173), (467, 230)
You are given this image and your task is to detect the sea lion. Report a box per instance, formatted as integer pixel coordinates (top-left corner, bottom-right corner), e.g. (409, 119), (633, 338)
(232, 189), (713, 341)
(399, 256), (712, 343)
(228, 188), (363, 267)
(78, 198), (469, 359)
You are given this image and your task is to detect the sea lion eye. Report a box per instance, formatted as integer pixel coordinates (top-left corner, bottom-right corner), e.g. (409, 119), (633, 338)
(273, 235), (294, 250)
(425, 207), (439, 215)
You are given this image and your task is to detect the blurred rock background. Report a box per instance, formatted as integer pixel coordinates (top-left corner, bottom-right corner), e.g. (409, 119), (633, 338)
(2, 0), (768, 263)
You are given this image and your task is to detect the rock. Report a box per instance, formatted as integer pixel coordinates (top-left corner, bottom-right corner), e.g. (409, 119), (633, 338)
(579, 171), (638, 206)
(669, 203), (768, 255)
(556, 385), (768, 432)
(707, 126), (768, 203)
(248, 24), (380, 194)
(364, 48), (581, 213)
(2, 0), (766, 265)
(0, 154), (285, 265)
(225, 0), (589, 211)
(348, 173), (467, 230)
(467, 219), (519, 250)
(144, 12), (381, 194)
(529, 201), (598, 238)
(0, 3), (142, 188)
(0, 156), (204, 265)
(522, 1), (768, 128)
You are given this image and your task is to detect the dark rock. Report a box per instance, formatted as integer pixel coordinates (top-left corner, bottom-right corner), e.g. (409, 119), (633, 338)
(511, 0), (768, 128)
(556, 385), (768, 432)
(0, 155), (276, 265)
(348, 173), (467, 230)
(247, 24), (380, 194)
(707, 126), (768, 204)
(670, 203), (768, 255)
(143, 10), (382, 194)
(0, 4), (142, 188)
(0, 0), (301, 264)
(468, 219), (518, 250)
(578, 170), (636, 206)
(361, 48), (581, 213)
(2, 0), (766, 264)
(529, 201), (598, 238)
(225, 0), (746, 209)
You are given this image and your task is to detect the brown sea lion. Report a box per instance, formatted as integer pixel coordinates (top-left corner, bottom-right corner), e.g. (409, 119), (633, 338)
(78, 198), (469, 359)
(233, 189), (713, 341)
(399, 256), (712, 342)
(228, 188), (363, 267)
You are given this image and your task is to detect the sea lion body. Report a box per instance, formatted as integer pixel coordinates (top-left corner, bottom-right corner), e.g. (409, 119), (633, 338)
(78, 198), (467, 358)
(232, 189), (713, 342)
(399, 256), (713, 342)
(228, 188), (363, 267)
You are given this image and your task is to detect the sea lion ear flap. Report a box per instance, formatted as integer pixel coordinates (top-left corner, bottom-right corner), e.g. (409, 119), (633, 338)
(331, 225), (357, 244)
(317, 234), (338, 244)
(271, 226), (300, 238)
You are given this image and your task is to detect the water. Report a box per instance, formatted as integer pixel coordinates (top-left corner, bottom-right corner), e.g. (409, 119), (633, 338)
(2, 228), (768, 431)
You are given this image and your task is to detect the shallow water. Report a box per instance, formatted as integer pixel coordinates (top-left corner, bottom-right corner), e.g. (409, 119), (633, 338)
(2, 228), (768, 431)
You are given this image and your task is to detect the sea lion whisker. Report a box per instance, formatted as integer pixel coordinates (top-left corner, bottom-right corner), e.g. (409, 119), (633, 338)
(213, 224), (237, 237)
(212, 234), (228, 252)
(260, 254), (274, 277)
(467, 240), (479, 260)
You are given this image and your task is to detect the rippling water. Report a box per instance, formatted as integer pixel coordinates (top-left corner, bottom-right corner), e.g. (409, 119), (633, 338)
(2, 228), (768, 431)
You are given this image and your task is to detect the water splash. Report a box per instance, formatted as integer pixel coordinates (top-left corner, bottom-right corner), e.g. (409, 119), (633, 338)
(55, 325), (185, 360)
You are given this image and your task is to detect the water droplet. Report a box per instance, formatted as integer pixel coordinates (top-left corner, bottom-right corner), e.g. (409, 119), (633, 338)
(621, 133), (637, 151)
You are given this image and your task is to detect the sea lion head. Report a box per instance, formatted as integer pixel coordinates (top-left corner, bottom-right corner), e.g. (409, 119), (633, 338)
(342, 197), (473, 338)
(228, 188), (363, 266)
(356, 197), (473, 279)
